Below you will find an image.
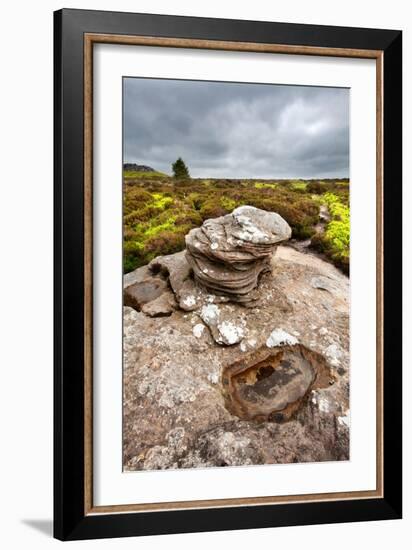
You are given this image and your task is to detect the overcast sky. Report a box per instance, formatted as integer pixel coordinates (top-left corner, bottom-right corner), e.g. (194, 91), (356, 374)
(123, 77), (349, 179)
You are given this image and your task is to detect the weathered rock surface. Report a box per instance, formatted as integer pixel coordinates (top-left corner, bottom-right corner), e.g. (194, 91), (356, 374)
(185, 206), (291, 305)
(223, 345), (328, 422)
(141, 290), (177, 317)
(124, 277), (169, 311)
(199, 303), (246, 345)
(123, 242), (350, 471)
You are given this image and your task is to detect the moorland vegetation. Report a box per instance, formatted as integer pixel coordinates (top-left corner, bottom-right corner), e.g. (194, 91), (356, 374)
(123, 165), (349, 275)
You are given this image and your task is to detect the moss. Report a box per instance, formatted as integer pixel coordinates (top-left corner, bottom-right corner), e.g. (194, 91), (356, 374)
(151, 192), (173, 209)
(310, 192), (350, 273)
(220, 196), (238, 211)
(290, 181), (308, 192)
(143, 219), (176, 237)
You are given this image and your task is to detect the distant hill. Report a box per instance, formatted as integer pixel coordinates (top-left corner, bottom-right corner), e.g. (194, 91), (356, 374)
(123, 163), (156, 172)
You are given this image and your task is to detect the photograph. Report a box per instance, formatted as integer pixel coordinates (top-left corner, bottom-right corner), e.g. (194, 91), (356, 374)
(51, 7), (402, 541)
(122, 77), (351, 471)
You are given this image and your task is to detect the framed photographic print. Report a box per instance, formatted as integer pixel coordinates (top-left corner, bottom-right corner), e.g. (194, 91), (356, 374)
(54, 8), (402, 541)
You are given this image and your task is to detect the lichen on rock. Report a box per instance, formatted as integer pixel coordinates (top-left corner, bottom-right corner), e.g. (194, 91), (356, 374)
(122, 208), (350, 471)
(266, 329), (299, 348)
(185, 206), (291, 305)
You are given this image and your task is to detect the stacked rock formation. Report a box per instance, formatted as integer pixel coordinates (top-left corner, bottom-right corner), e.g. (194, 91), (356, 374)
(185, 206), (292, 305)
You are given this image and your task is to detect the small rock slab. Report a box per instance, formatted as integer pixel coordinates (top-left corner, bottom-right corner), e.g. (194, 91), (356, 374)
(199, 304), (246, 346)
(124, 277), (169, 311)
(141, 290), (177, 317)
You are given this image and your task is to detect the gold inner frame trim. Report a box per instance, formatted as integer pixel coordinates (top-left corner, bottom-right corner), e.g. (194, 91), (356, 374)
(83, 32), (384, 515)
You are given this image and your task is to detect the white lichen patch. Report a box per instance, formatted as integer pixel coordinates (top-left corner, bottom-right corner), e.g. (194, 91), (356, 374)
(235, 215), (270, 244)
(182, 295), (196, 308)
(338, 414), (350, 428)
(193, 323), (205, 339)
(207, 371), (220, 385)
(211, 242), (219, 250)
(266, 329), (298, 348)
(200, 304), (220, 324)
(240, 338), (257, 352)
(217, 321), (244, 345)
(166, 427), (186, 451)
(311, 391), (332, 414)
(214, 432), (254, 466)
(230, 206), (291, 246)
(318, 397), (331, 413)
(325, 343), (343, 366)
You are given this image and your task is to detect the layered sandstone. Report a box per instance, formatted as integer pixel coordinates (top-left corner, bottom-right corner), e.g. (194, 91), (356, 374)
(185, 206), (291, 304)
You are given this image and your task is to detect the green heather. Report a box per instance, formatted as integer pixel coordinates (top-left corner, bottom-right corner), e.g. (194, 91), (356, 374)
(254, 182), (279, 190)
(290, 181), (308, 192)
(123, 172), (350, 274)
(311, 190), (350, 273)
(151, 192), (173, 210)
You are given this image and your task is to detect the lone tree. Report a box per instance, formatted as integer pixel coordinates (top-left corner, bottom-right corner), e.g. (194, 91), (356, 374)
(172, 157), (190, 179)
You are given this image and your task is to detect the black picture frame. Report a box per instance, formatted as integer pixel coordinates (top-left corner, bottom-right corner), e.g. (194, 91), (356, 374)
(54, 8), (402, 541)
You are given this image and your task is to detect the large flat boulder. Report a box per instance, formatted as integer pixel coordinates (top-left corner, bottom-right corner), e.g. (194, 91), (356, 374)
(123, 244), (350, 471)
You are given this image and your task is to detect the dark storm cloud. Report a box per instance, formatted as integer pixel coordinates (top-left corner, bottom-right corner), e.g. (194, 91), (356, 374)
(123, 78), (349, 179)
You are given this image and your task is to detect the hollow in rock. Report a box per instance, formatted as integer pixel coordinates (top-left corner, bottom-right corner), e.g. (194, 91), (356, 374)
(222, 344), (333, 422)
